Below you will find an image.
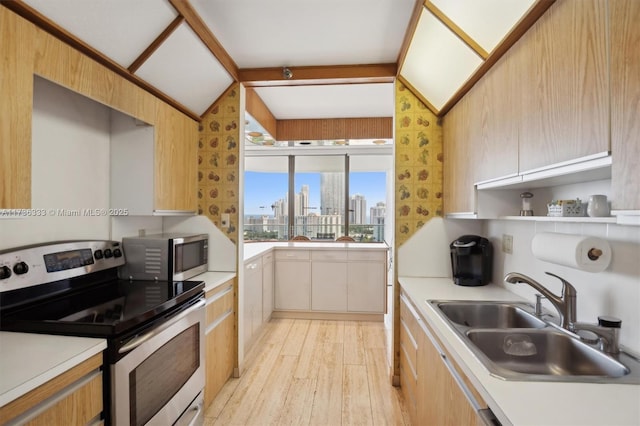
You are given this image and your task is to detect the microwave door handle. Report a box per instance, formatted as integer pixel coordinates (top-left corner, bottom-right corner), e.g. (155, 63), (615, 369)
(118, 298), (205, 354)
(453, 241), (477, 248)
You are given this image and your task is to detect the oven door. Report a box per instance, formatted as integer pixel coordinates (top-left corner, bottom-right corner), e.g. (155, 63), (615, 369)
(111, 298), (205, 426)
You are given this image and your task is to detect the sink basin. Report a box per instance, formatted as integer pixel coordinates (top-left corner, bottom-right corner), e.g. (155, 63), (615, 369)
(427, 299), (640, 383)
(466, 329), (631, 379)
(435, 301), (547, 329)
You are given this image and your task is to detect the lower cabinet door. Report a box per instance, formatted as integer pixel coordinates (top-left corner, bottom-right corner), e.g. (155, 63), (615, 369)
(274, 261), (311, 310)
(347, 262), (385, 312)
(205, 313), (234, 409)
(311, 261), (347, 311)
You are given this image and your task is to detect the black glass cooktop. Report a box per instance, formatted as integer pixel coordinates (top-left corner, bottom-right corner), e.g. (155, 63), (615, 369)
(0, 278), (204, 337)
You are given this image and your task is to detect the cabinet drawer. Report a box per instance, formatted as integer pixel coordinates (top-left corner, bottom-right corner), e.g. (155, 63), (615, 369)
(206, 284), (234, 326)
(347, 250), (386, 261)
(400, 294), (421, 342)
(311, 250), (346, 261)
(399, 348), (417, 420)
(275, 250), (310, 260)
(400, 319), (417, 373)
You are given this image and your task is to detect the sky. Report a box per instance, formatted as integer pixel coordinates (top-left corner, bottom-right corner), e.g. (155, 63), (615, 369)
(244, 171), (387, 216)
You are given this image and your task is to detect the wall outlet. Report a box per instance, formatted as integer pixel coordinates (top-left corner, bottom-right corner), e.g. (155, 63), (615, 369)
(502, 234), (513, 254)
(221, 213), (230, 228)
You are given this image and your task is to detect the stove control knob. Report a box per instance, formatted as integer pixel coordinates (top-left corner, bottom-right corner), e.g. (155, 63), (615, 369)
(0, 266), (11, 280)
(103, 249), (113, 259)
(113, 248), (122, 258)
(94, 250), (104, 260)
(13, 261), (29, 275)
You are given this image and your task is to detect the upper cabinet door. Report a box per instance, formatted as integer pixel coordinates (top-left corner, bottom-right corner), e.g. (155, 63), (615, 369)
(519, 0), (609, 172)
(610, 0), (640, 210)
(473, 47), (520, 184)
(443, 95), (476, 215)
(154, 104), (198, 212)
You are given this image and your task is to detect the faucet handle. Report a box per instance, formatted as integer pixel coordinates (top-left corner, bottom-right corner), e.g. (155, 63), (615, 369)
(544, 272), (577, 296)
(598, 316), (622, 328)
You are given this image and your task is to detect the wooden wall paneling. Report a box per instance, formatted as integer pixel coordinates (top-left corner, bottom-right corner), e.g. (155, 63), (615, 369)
(518, 0), (609, 172)
(610, 0), (640, 210)
(474, 47), (520, 183)
(0, 7), (33, 208)
(276, 118), (393, 141)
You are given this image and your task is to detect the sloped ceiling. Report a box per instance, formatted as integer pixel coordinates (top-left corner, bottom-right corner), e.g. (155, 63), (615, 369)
(4, 0), (554, 126)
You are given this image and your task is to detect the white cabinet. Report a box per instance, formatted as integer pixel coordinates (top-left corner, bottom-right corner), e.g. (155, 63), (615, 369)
(274, 250), (311, 311)
(262, 252), (274, 322)
(347, 261), (385, 313)
(274, 247), (387, 316)
(311, 251), (347, 311)
(244, 258), (263, 348)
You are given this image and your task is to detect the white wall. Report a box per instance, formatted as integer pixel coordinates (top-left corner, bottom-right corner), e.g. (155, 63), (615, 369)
(0, 77), (111, 250)
(485, 219), (640, 353)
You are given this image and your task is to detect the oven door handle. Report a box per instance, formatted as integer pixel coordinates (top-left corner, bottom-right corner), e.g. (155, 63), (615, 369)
(118, 298), (205, 354)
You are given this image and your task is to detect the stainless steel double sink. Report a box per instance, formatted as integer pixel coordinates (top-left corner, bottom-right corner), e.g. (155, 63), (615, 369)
(429, 300), (640, 383)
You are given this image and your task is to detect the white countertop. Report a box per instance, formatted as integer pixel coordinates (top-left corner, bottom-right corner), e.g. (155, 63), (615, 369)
(0, 332), (106, 407)
(399, 277), (640, 426)
(193, 271), (236, 293)
(244, 241), (389, 262)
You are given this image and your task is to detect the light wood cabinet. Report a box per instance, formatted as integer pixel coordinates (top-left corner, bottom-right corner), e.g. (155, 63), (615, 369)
(443, 95), (476, 215)
(204, 280), (235, 409)
(262, 252), (274, 322)
(519, 0), (609, 172)
(0, 353), (103, 425)
(473, 47), (520, 184)
(400, 293), (492, 426)
(0, 7), (197, 211)
(610, 0), (640, 210)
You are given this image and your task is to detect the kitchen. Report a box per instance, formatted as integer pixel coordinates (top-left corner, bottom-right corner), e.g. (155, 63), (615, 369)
(1, 0), (639, 425)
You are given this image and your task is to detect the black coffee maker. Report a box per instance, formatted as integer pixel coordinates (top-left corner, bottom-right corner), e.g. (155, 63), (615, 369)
(450, 235), (493, 286)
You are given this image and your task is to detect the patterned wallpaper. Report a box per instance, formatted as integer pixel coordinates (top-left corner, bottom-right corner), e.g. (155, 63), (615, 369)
(198, 84), (240, 244)
(197, 81), (441, 248)
(394, 81), (444, 247)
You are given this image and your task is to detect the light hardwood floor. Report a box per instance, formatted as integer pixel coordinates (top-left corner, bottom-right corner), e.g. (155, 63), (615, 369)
(205, 319), (411, 426)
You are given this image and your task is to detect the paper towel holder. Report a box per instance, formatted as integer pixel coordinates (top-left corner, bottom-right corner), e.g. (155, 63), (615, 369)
(588, 248), (603, 261)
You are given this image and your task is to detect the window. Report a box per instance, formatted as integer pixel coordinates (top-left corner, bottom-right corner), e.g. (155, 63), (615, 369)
(244, 153), (390, 243)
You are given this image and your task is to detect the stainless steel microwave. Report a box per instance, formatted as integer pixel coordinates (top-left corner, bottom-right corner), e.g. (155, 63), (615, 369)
(120, 233), (208, 281)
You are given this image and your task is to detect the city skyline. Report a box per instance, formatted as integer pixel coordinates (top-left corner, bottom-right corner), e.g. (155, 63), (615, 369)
(244, 171), (387, 217)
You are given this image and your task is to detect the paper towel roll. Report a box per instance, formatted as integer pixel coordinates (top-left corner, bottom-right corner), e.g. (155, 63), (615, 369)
(531, 232), (611, 272)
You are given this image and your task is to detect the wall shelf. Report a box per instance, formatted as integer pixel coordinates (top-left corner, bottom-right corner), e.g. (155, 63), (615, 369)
(499, 215), (617, 223)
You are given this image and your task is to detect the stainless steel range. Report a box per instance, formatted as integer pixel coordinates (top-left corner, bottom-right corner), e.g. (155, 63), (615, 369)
(0, 240), (206, 426)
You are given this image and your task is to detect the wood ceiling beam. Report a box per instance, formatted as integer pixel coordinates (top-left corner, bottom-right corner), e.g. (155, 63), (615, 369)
(1, 0), (202, 121)
(439, 0), (556, 116)
(424, 0), (489, 60)
(169, 0), (239, 81)
(396, 0), (425, 75)
(128, 15), (184, 73)
(239, 64), (397, 87)
(245, 88), (278, 139)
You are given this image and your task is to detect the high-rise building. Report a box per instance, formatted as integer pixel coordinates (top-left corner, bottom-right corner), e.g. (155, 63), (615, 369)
(320, 173), (344, 216)
(294, 184), (309, 216)
(371, 202), (386, 242)
(349, 194), (367, 224)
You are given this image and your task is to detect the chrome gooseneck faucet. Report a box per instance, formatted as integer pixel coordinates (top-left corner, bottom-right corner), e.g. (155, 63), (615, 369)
(504, 271), (577, 330)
